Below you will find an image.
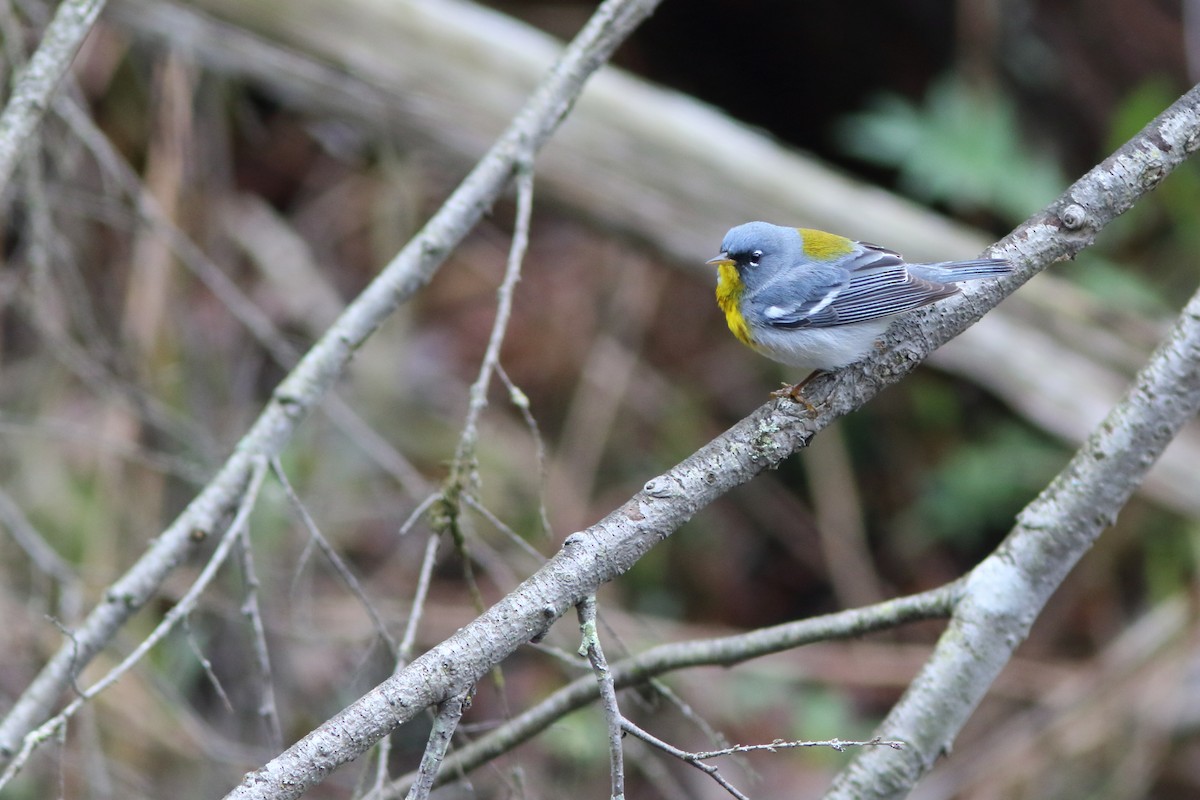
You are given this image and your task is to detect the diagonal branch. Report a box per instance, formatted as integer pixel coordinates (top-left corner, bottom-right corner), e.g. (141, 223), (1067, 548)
(0, 457), (269, 791)
(403, 689), (472, 800)
(0, 0), (664, 767)
(824, 250), (1200, 799)
(0, 0), (106, 197)
(226, 83), (1200, 800)
(377, 581), (960, 798)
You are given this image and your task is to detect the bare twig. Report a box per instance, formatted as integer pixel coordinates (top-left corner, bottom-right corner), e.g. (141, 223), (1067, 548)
(397, 534), (442, 667)
(398, 494), (441, 538)
(620, 719), (748, 800)
(690, 737), (904, 759)
(577, 596), (625, 800)
(403, 690), (473, 800)
(0, 0), (105, 197)
(379, 583), (960, 798)
(371, 530), (443, 795)
(183, 616), (234, 712)
(497, 364), (554, 541)
(435, 163), (537, 624)
(452, 164), (535, 472)
(0, 456), (269, 789)
(272, 459), (397, 653)
(235, 528), (284, 752)
(638, 720), (906, 800)
(624, 721), (902, 800)
(462, 493), (547, 564)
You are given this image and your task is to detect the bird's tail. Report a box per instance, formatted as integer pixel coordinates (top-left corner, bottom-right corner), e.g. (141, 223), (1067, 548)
(915, 258), (1012, 283)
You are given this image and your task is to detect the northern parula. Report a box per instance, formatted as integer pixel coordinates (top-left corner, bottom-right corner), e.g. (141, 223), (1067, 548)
(709, 221), (1011, 397)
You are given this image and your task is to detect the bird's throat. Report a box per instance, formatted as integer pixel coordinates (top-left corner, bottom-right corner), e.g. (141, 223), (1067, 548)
(715, 263), (753, 346)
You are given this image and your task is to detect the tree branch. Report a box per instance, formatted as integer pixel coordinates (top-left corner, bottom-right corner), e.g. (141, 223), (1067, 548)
(231, 83), (1200, 799)
(825, 239), (1200, 799)
(0, 0), (663, 769)
(378, 582), (960, 798)
(0, 457), (269, 791)
(818, 93), (1200, 795)
(0, 0), (105, 197)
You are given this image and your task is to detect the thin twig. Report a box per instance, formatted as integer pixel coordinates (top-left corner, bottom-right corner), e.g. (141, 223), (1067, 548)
(496, 364), (553, 541)
(398, 493), (441, 537)
(0, 457), (269, 790)
(371, 530), (443, 794)
(398, 534), (442, 666)
(438, 162), (536, 571)
(623, 720), (903, 800)
(271, 459), (398, 653)
(578, 596), (625, 800)
(620, 719), (748, 800)
(183, 616), (233, 712)
(1, 0), (663, 773)
(381, 582), (961, 798)
(236, 528), (284, 752)
(689, 737), (905, 759)
(462, 493), (546, 564)
(404, 690), (473, 800)
(454, 162), (535, 466)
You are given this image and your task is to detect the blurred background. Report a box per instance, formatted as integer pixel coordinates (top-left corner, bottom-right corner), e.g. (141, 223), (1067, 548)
(1, 0), (1199, 797)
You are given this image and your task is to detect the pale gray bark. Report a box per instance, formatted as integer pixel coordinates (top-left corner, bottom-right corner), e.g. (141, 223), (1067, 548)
(826, 222), (1200, 800)
(0, 0), (106, 196)
(379, 583), (962, 798)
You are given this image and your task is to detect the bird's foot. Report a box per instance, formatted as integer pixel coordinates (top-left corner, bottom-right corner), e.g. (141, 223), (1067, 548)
(770, 372), (822, 413)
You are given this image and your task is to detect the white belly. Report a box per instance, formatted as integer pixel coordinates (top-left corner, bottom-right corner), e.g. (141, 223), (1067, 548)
(749, 320), (891, 370)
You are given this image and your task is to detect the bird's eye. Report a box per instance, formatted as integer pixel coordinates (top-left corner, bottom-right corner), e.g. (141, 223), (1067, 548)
(748, 250), (763, 267)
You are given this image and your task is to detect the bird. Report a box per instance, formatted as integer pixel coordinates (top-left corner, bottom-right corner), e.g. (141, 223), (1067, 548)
(708, 221), (1011, 402)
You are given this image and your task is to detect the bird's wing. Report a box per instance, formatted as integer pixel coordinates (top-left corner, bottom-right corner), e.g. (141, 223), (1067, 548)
(756, 244), (959, 329)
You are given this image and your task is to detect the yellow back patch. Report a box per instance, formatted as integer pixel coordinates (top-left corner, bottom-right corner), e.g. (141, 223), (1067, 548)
(798, 228), (854, 260)
(715, 262), (753, 345)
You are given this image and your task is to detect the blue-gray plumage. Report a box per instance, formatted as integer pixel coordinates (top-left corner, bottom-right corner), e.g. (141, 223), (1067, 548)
(710, 221), (1011, 372)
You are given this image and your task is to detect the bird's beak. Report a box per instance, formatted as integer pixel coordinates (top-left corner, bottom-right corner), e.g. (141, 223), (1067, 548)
(707, 252), (733, 267)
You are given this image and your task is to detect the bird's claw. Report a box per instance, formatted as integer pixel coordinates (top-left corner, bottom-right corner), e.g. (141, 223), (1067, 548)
(770, 381), (818, 414)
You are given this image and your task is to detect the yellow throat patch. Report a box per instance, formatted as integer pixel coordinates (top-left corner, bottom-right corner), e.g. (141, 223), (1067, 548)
(798, 228), (855, 260)
(715, 262), (752, 346)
